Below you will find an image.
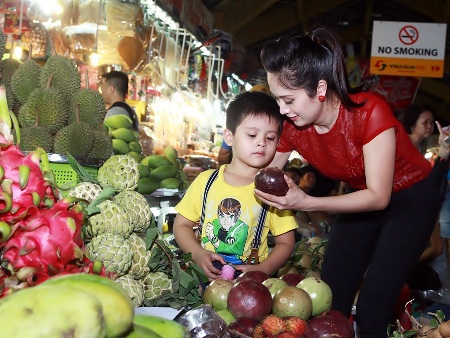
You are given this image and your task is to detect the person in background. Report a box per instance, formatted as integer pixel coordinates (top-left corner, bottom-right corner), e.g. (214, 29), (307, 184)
(217, 140), (232, 165)
(173, 91), (298, 280)
(101, 70), (139, 132)
(256, 25), (450, 337)
(397, 103), (436, 154)
(398, 104), (450, 290)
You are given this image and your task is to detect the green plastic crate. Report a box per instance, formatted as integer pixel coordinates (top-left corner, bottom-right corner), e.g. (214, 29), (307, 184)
(48, 162), (99, 187)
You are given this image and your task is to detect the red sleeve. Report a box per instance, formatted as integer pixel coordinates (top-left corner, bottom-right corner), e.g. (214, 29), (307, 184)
(362, 93), (398, 144)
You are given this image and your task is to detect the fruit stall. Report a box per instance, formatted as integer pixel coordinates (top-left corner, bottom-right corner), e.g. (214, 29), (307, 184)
(2, 1), (450, 338)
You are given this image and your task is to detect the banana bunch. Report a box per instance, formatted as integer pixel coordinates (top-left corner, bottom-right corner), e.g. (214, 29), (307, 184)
(104, 115), (145, 163)
(0, 272), (188, 338)
(137, 146), (189, 195)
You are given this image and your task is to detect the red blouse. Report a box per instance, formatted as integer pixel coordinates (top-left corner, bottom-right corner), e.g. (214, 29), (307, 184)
(277, 92), (431, 192)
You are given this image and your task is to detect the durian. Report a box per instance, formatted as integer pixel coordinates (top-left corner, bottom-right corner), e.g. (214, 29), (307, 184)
(20, 126), (54, 153)
(53, 121), (94, 157)
(11, 60), (42, 104)
(69, 89), (106, 127)
(0, 59), (21, 113)
(87, 128), (113, 160)
(0, 30), (6, 60)
(17, 87), (68, 133)
(39, 55), (81, 102)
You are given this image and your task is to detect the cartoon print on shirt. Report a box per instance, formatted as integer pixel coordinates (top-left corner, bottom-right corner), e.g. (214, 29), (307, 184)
(203, 198), (249, 264)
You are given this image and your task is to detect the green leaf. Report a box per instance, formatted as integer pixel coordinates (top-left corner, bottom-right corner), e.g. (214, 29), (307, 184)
(67, 154), (98, 183)
(145, 227), (159, 250)
(85, 186), (115, 215)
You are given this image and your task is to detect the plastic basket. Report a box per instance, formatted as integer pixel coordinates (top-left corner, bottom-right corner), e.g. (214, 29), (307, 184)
(48, 162), (99, 187)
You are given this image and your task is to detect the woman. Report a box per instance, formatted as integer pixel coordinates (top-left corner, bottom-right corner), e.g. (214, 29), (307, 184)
(397, 104), (436, 153)
(255, 26), (450, 338)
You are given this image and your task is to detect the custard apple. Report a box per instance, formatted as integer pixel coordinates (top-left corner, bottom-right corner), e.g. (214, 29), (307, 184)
(115, 274), (145, 307)
(142, 272), (173, 300)
(67, 182), (102, 203)
(85, 200), (133, 238)
(86, 233), (132, 276)
(128, 233), (151, 279)
(97, 154), (139, 191)
(113, 190), (153, 233)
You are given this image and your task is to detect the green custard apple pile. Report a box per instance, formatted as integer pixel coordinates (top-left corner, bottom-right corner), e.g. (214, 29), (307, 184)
(67, 153), (206, 309)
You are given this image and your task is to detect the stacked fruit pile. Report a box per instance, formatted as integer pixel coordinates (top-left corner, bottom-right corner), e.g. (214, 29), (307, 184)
(137, 146), (189, 195)
(104, 114), (145, 162)
(0, 86), (109, 296)
(0, 272), (188, 337)
(68, 153), (205, 309)
(203, 270), (354, 338)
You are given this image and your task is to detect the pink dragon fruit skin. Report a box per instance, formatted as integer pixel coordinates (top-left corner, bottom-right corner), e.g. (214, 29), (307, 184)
(2, 199), (85, 277)
(0, 143), (58, 222)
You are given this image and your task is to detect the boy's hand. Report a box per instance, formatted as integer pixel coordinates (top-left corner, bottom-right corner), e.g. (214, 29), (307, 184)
(192, 249), (226, 280)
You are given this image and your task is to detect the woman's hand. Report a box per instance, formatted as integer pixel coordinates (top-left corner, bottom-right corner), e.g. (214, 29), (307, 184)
(436, 121), (450, 159)
(255, 173), (307, 211)
(192, 249), (226, 280)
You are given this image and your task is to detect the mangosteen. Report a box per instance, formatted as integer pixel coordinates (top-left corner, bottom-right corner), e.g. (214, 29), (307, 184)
(254, 167), (289, 196)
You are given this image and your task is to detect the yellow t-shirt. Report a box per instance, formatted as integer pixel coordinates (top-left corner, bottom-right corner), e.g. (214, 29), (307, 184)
(175, 165), (298, 264)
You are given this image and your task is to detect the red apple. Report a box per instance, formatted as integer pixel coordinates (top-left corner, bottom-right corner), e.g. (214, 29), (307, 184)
(280, 273), (304, 286)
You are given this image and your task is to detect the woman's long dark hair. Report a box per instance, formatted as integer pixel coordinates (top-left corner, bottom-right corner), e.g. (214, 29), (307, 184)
(260, 26), (363, 111)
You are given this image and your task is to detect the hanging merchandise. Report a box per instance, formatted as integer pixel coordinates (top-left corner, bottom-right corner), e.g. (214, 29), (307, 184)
(21, 22), (48, 59)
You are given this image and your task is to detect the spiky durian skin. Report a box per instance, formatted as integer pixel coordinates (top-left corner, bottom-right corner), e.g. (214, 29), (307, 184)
(20, 126), (54, 153)
(39, 55), (81, 102)
(69, 89), (106, 128)
(11, 60), (42, 104)
(0, 59), (21, 113)
(87, 129), (113, 160)
(0, 30), (6, 60)
(53, 121), (94, 158)
(17, 87), (68, 133)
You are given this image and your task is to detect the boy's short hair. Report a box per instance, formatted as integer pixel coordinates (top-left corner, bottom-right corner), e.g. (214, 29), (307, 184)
(101, 71), (129, 97)
(226, 91), (284, 135)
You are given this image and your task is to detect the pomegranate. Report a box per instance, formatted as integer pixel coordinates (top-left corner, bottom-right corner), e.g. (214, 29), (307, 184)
(280, 273), (304, 286)
(272, 286), (312, 320)
(305, 310), (354, 338)
(262, 278), (288, 298)
(297, 277), (332, 317)
(254, 167), (288, 196)
(235, 270), (270, 284)
(227, 279), (272, 321)
(228, 317), (260, 337)
(202, 278), (233, 311)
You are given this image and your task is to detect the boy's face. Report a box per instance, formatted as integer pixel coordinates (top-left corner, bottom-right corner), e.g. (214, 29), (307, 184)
(227, 114), (280, 168)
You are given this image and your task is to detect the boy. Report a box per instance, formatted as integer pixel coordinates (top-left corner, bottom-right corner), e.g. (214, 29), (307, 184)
(173, 91), (298, 280)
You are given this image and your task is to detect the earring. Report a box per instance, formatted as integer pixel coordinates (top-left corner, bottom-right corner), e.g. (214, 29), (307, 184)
(318, 95), (325, 102)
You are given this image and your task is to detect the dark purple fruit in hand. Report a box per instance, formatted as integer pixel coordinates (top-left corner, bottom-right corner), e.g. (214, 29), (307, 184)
(255, 167), (289, 196)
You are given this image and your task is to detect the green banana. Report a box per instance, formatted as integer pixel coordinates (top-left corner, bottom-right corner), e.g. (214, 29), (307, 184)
(44, 273), (134, 338)
(132, 314), (189, 338)
(125, 323), (163, 338)
(0, 284), (106, 338)
(105, 115), (132, 129)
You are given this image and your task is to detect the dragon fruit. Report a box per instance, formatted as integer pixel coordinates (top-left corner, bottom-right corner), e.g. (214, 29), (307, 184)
(0, 145), (59, 223)
(1, 199), (85, 277)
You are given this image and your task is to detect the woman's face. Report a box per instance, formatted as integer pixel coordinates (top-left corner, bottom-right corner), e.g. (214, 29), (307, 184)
(412, 111), (434, 139)
(267, 73), (320, 127)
